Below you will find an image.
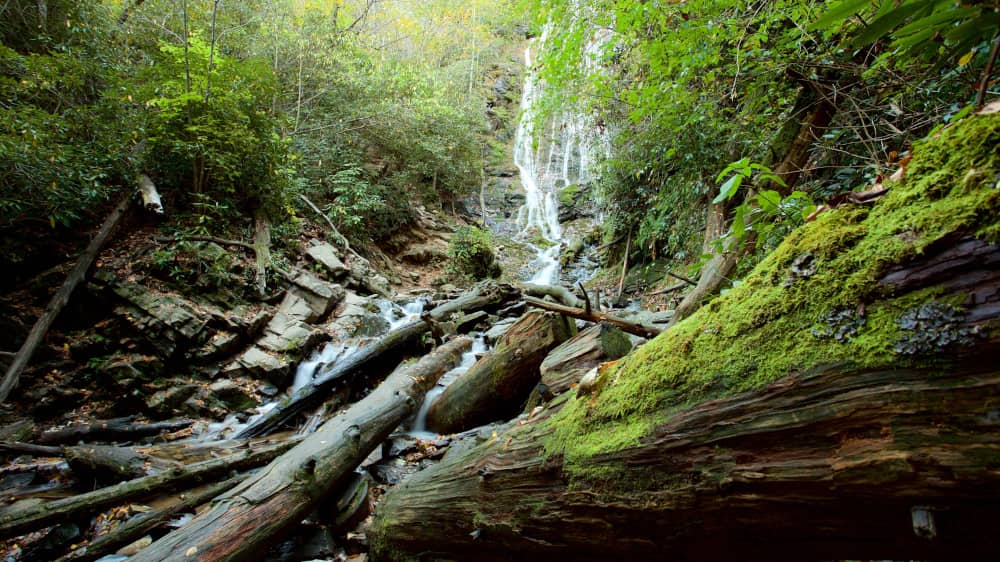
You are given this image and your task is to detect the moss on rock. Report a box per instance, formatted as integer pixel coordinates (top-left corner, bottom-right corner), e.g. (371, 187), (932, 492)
(544, 113), (1000, 481)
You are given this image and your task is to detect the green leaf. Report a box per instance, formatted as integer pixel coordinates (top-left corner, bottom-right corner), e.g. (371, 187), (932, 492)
(757, 189), (782, 214)
(809, 0), (873, 31)
(847, 0), (929, 47)
(713, 173), (744, 204)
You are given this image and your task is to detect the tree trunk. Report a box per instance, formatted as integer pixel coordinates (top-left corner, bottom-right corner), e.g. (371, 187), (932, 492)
(523, 296), (661, 339)
(237, 282), (518, 439)
(0, 438), (296, 540)
(425, 311), (575, 434)
(0, 194), (131, 403)
(129, 337), (472, 562)
(371, 357), (1000, 561)
(527, 322), (632, 406)
(253, 209), (271, 296)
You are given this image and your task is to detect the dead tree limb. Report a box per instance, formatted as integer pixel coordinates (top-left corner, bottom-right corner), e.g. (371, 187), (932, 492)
(35, 417), (194, 445)
(129, 337), (472, 562)
(520, 283), (583, 308)
(0, 194), (131, 403)
(523, 296), (661, 339)
(297, 193), (363, 261)
(56, 474), (244, 562)
(253, 209), (271, 296)
(0, 438), (297, 540)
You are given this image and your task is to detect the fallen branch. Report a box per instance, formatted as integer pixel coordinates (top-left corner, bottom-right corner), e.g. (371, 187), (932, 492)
(56, 474), (244, 562)
(130, 338), (472, 562)
(153, 236), (254, 252)
(0, 438), (297, 540)
(35, 418), (194, 445)
(524, 296), (661, 339)
(520, 283), (583, 308)
(0, 194), (132, 403)
(666, 271), (697, 287)
(297, 194), (363, 261)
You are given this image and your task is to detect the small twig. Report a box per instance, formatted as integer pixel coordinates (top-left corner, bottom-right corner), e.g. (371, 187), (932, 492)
(578, 282), (591, 316)
(651, 282), (687, 296)
(0, 351), (14, 358)
(666, 271), (697, 287)
(154, 235), (254, 252)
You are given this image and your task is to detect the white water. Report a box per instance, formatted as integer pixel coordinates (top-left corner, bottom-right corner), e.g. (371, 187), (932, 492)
(408, 336), (488, 439)
(513, 22), (609, 285)
(191, 298), (427, 442)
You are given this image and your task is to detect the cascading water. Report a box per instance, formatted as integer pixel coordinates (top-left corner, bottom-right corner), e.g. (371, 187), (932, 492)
(513, 23), (610, 286)
(408, 336), (488, 439)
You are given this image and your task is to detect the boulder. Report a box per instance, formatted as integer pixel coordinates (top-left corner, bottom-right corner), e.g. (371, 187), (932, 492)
(223, 346), (292, 387)
(205, 379), (258, 412)
(257, 312), (328, 353)
(146, 384), (200, 417)
(347, 257), (393, 298)
(306, 242), (349, 277)
(289, 270), (345, 320)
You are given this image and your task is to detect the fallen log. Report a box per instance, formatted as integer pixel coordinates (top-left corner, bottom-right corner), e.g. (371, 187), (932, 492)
(519, 283), (583, 308)
(425, 311), (574, 435)
(0, 438), (297, 540)
(372, 361), (1000, 561)
(129, 337), (472, 562)
(137, 174), (163, 214)
(523, 296), (661, 339)
(0, 194), (131, 403)
(0, 441), (176, 484)
(56, 474), (244, 562)
(525, 322), (632, 408)
(370, 114), (1000, 560)
(237, 282), (518, 439)
(35, 418), (194, 445)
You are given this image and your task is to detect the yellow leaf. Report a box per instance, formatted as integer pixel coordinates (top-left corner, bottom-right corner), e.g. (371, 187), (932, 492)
(958, 50), (974, 67)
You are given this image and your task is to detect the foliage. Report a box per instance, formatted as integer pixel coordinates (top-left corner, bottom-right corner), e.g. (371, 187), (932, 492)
(447, 225), (501, 281)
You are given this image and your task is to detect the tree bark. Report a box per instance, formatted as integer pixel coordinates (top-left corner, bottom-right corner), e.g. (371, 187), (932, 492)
(35, 417), (194, 445)
(56, 474), (244, 562)
(253, 209), (271, 296)
(0, 438), (296, 540)
(372, 359), (1000, 561)
(425, 311), (575, 434)
(523, 296), (661, 339)
(0, 194), (131, 403)
(237, 282), (518, 439)
(130, 337), (472, 562)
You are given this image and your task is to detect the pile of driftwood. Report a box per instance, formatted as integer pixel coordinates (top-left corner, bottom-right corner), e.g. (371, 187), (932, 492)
(1, 280), (654, 561)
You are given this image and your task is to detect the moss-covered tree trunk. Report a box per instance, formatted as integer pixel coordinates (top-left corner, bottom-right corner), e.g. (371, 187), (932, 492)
(371, 114), (1000, 561)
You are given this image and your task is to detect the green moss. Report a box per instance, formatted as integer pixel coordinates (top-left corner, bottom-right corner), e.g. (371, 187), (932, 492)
(543, 113), (1000, 482)
(558, 183), (582, 207)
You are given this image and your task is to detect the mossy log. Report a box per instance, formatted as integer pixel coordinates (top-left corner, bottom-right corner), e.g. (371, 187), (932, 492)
(425, 311), (575, 435)
(237, 282), (518, 439)
(129, 337), (471, 562)
(0, 438), (297, 540)
(371, 114), (1000, 561)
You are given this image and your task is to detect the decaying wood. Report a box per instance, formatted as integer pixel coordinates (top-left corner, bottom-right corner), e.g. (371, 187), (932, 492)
(35, 417), (194, 445)
(0, 459), (66, 478)
(524, 296), (661, 339)
(137, 174), (163, 214)
(129, 337), (472, 562)
(520, 283), (583, 308)
(238, 282), (518, 439)
(529, 322), (632, 403)
(253, 209), (272, 296)
(372, 359), (1000, 561)
(56, 474), (244, 562)
(425, 312), (574, 435)
(0, 442), (158, 483)
(0, 438), (297, 540)
(0, 194), (131, 403)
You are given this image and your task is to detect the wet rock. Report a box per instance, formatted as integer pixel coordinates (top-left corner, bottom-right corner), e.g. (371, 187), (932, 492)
(295, 526), (338, 560)
(100, 353), (164, 386)
(190, 330), (241, 361)
(205, 379), (258, 411)
(289, 271), (345, 320)
(483, 318), (516, 344)
(147, 384), (200, 417)
(306, 241), (349, 277)
(257, 312), (328, 354)
(354, 313), (390, 337)
(223, 346), (292, 387)
(347, 258), (393, 298)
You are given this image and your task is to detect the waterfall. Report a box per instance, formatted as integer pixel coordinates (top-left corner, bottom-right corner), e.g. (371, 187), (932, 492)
(513, 21), (610, 286)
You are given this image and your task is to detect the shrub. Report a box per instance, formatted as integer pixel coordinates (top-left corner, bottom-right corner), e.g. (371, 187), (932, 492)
(447, 226), (501, 281)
